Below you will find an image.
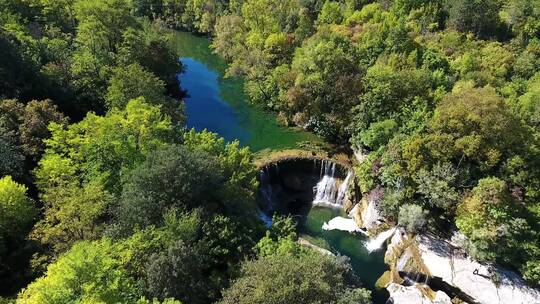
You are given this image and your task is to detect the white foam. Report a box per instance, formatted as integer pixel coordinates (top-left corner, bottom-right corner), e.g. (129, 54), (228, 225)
(322, 216), (367, 235)
(365, 227), (396, 253)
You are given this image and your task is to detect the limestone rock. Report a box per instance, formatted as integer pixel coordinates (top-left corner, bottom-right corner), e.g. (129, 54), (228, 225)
(397, 234), (540, 304)
(385, 227), (408, 262)
(352, 146), (368, 163)
(387, 283), (452, 304)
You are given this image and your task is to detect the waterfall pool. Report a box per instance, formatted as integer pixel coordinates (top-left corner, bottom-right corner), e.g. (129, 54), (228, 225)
(173, 31), (390, 304)
(302, 207), (389, 303)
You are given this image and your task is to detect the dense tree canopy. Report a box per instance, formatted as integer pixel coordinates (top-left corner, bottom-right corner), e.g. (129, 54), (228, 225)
(17, 240), (138, 304)
(116, 145), (222, 233)
(1, 0), (540, 300)
(220, 241), (371, 304)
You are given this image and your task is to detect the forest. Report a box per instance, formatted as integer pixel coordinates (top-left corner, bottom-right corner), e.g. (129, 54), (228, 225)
(0, 0), (539, 303)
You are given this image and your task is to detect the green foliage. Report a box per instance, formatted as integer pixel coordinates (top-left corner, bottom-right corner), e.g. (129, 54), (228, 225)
(0, 136), (24, 179)
(220, 249), (370, 304)
(350, 60), (433, 137)
(0, 99), (68, 161)
(456, 177), (538, 270)
(134, 0), (236, 34)
(137, 298), (183, 304)
(398, 203), (427, 233)
(36, 98), (175, 195)
(74, 0), (136, 58)
(355, 119), (398, 150)
(117, 21), (183, 92)
(0, 30), (43, 101)
(415, 162), (459, 213)
(267, 215), (297, 240)
(521, 259), (540, 286)
(500, 0), (540, 41)
(116, 145), (222, 233)
(255, 234), (302, 257)
(106, 63), (184, 123)
(17, 240), (139, 304)
(106, 64), (167, 109)
(31, 178), (113, 254)
(183, 129), (259, 211)
(515, 72), (540, 130)
(255, 215), (300, 257)
(317, 1), (344, 25)
(405, 88), (529, 175)
(32, 98), (175, 258)
(336, 288), (371, 304)
(445, 0), (504, 38)
(2, 0), (540, 296)
(0, 176), (35, 254)
(145, 241), (209, 304)
(285, 30), (363, 140)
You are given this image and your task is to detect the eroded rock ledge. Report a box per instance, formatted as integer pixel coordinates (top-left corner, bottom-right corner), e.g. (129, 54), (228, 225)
(383, 228), (540, 304)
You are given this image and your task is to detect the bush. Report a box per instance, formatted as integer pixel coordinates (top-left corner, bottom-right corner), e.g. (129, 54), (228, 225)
(398, 203), (427, 233)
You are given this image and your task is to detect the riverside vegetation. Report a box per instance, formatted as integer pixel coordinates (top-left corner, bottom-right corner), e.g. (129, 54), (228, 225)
(0, 0), (539, 303)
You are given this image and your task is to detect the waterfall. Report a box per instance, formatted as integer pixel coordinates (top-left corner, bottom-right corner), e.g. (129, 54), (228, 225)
(258, 211), (273, 228)
(336, 170), (353, 205)
(365, 227), (396, 253)
(259, 167), (273, 209)
(313, 160), (338, 206)
(313, 160), (352, 207)
(362, 200), (381, 229)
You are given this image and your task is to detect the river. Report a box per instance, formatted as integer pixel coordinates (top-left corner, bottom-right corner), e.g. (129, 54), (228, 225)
(172, 32), (319, 151)
(171, 31), (389, 303)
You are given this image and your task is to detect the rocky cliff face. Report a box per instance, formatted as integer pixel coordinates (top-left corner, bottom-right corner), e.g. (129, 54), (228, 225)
(383, 229), (540, 304)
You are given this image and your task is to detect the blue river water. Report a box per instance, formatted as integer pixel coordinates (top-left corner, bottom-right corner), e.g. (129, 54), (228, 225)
(180, 58), (251, 143)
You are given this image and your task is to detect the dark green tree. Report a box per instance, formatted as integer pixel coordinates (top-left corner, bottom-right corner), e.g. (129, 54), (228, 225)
(145, 241), (209, 304)
(116, 145), (222, 233)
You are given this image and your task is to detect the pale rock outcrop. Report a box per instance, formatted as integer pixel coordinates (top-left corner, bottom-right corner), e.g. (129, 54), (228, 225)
(390, 232), (540, 304)
(385, 228), (409, 262)
(387, 283), (452, 304)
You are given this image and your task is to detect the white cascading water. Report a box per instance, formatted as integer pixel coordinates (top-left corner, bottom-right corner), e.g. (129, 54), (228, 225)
(313, 160), (338, 206)
(365, 227), (396, 253)
(313, 160), (352, 208)
(362, 200), (380, 229)
(259, 167), (273, 210)
(336, 170), (353, 205)
(258, 211), (273, 227)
